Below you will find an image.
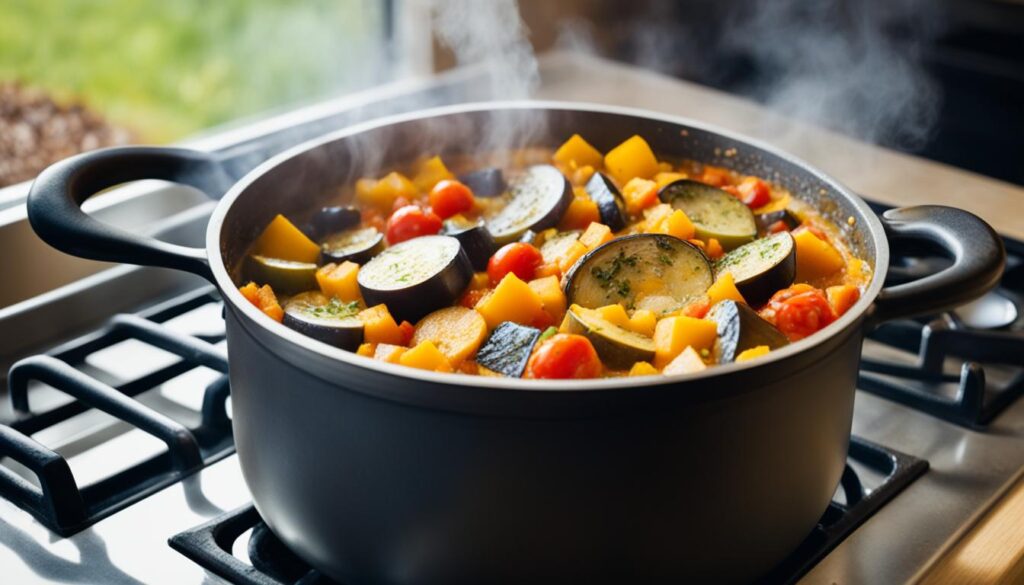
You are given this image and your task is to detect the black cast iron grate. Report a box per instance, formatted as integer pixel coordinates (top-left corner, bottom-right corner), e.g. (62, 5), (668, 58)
(167, 436), (927, 585)
(859, 202), (1024, 428)
(0, 286), (234, 536)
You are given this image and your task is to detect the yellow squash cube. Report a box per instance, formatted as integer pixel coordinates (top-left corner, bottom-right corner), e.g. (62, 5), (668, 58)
(736, 345), (770, 362)
(622, 178), (659, 216)
(654, 316), (718, 368)
(255, 214), (320, 263)
(794, 230), (845, 282)
(629, 361), (659, 376)
(529, 275), (567, 323)
(553, 134), (603, 168)
(579, 222), (613, 249)
(373, 343), (407, 364)
(412, 156), (454, 192)
(316, 262), (361, 301)
(654, 171), (687, 189)
(556, 241), (590, 274)
(663, 346), (708, 375)
(475, 273), (545, 328)
(358, 172), (416, 210)
(558, 196), (601, 231)
(707, 272), (746, 305)
(399, 340), (453, 372)
(604, 135), (659, 184)
(358, 304), (404, 345)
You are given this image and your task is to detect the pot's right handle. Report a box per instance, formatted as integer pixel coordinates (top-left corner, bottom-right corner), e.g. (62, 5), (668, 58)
(868, 205), (1005, 325)
(27, 146), (232, 283)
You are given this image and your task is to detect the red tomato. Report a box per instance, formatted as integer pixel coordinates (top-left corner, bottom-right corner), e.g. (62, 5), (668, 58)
(385, 205), (442, 244)
(767, 220), (790, 234)
(680, 297), (711, 319)
(736, 177), (771, 208)
(459, 288), (489, 308)
(759, 284), (836, 341)
(525, 334), (602, 379)
(487, 242), (543, 285)
(429, 180), (475, 219)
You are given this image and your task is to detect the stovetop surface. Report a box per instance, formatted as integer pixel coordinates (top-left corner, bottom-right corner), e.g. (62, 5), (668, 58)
(2, 55), (1024, 585)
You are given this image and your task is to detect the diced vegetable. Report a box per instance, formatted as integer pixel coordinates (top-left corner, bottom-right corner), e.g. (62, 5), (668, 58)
(793, 229), (845, 282)
(474, 272), (545, 328)
(357, 171), (417, 210)
(558, 194), (601, 231)
(646, 206), (696, 241)
(320, 226), (384, 264)
(356, 343), (375, 357)
(411, 306), (488, 365)
(564, 305), (656, 369)
(476, 321), (542, 377)
(373, 343), (407, 363)
(594, 304), (656, 336)
(553, 134), (603, 168)
(585, 172), (627, 231)
(699, 165), (731, 187)
(385, 205), (442, 244)
(528, 275), (567, 324)
(239, 282), (284, 322)
(654, 315), (718, 368)
(412, 156), (454, 192)
(758, 284), (836, 341)
(539, 230), (581, 265)
(755, 209), (801, 235)
(442, 216), (496, 271)
(358, 304), (404, 345)
(736, 345), (770, 362)
(487, 242), (543, 285)
(604, 135), (659, 184)
(579, 222), (613, 250)
(458, 167), (506, 197)
(358, 235), (473, 323)
(429, 180), (475, 219)
(255, 214), (321, 263)
(246, 255), (318, 295)
(308, 206), (361, 240)
(714, 231), (796, 306)
(622, 177), (659, 216)
(525, 333), (602, 379)
(399, 340), (454, 372)
(564, 234), (713, 315)
(629, 361), (659, 376)
(735, 177), (771, 208)
(315, 261), (361, 302)
(487, 165), (573, 244)
(654, 172), (687, 189)
(827, 284), (861, 317)
(659, 180), (757, 250)
(663, 346), (707, 375)
(706, 272), (746, 306)
(706, 300), (788, 363)
(282, 292), (364, 351)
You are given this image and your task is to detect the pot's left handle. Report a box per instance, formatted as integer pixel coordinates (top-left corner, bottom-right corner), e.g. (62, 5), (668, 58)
(28, 146), (232, 283)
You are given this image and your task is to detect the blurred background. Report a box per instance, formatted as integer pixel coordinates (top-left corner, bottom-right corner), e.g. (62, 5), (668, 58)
(1, 0), (1021, 189)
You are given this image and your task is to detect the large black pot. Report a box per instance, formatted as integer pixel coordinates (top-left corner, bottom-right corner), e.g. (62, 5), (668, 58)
(27, 103), (1004, 584)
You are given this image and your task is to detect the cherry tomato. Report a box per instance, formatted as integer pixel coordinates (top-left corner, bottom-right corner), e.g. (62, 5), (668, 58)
(429, 180), (475, 219)
(525, 334), (602, 379)
(759, 284), (836, 341)
(680, 297), (711, 319)
(385, 205), (442, 244)
(736, 177), (771, 208)
(397, 320), (416, 346)
(487, 242), (543, 285)
(459, 288), (489, 308)
(767, 220), (790, 234)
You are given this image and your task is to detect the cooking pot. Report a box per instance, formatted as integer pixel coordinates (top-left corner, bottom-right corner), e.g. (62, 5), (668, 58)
(27, 103), (1005, 584)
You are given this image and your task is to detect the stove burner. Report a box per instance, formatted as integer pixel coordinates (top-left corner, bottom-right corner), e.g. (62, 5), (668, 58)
(953, 290), (1019, 330)
(0, 287), (233, 535)
(168, 437), (927, 585)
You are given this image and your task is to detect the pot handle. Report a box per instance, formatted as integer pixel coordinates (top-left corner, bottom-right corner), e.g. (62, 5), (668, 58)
(868, 205), (1005, 325)
(27, 146), (232, 284)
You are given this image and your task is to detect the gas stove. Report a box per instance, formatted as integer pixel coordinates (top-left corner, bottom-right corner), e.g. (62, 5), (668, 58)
(2, 55), (1024, 584)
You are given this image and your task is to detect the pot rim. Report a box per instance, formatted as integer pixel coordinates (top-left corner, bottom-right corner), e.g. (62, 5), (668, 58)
(206, 100), (888, 391)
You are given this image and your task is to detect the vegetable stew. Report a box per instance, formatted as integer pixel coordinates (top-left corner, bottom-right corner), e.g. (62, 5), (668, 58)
(238, 134), (871, 379)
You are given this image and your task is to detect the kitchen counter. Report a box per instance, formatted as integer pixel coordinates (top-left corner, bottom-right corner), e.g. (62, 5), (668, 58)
(535, 51), (1024, 241)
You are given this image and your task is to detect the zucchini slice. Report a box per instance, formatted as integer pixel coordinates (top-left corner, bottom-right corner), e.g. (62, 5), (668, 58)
(486, 165), (573, 244)
(246, 255), (318, 295)
(357, 235), (473, 323)
(564, 234), (713, 315)
(282, 292), (364, 351)
(458, 167), (506, 197)
(320, 226), (385, 265)
(714, 231), (796, 306)
(706, 300), (788, 363)
(659, 179), (757, 250)
(475, 321), (542, 377)
(442, 216), (496, 271)
(585, 172), (627, 231)
(564, 305), (655, 369)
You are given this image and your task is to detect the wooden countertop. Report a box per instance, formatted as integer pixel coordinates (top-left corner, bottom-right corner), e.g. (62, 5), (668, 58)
(535, 52), (1024, 241)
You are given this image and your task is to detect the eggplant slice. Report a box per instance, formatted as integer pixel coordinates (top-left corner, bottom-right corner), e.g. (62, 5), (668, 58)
(357, 235), (473, 323)
(283, 292), (364, 351)
(309, 205), (361, 239)
(564, 234), (713, 315)
(246, 255), (318, 295)
(659, 179), (757, 250)
(476, 321), (541, 377)
(458, 167), (506, 197)
(321, 226), (385, 265)
(585, 172), (627, 231)
(486, 165), (573, 244)
(714, 231), (796, 306)
(564, 305), (655, 370)
(706, 300), (788, 363)
(755, 209), (801, 235)
(442, 216), (496, 271)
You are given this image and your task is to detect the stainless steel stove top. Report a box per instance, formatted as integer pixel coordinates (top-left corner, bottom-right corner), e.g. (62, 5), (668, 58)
(1, 54), (1023, 585)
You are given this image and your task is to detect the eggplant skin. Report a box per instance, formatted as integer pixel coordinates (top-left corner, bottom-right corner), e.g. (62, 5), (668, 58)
(320, 227), (385, 265)
(442, 221), (496, 271)
(282, 293), (364, 351)
(245, 255), (318, 295)
(476, 321), (541, 377)
(357, 235), (474, 323)
(459, 167), (506, 197)
(564, 306), (654, 370)
(487, 165), (573, 244)
(585, 172), (627, 232)
(309, 206), (361, 239)
(715, 232), (795, 307)
(707, 300), (788, 363)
